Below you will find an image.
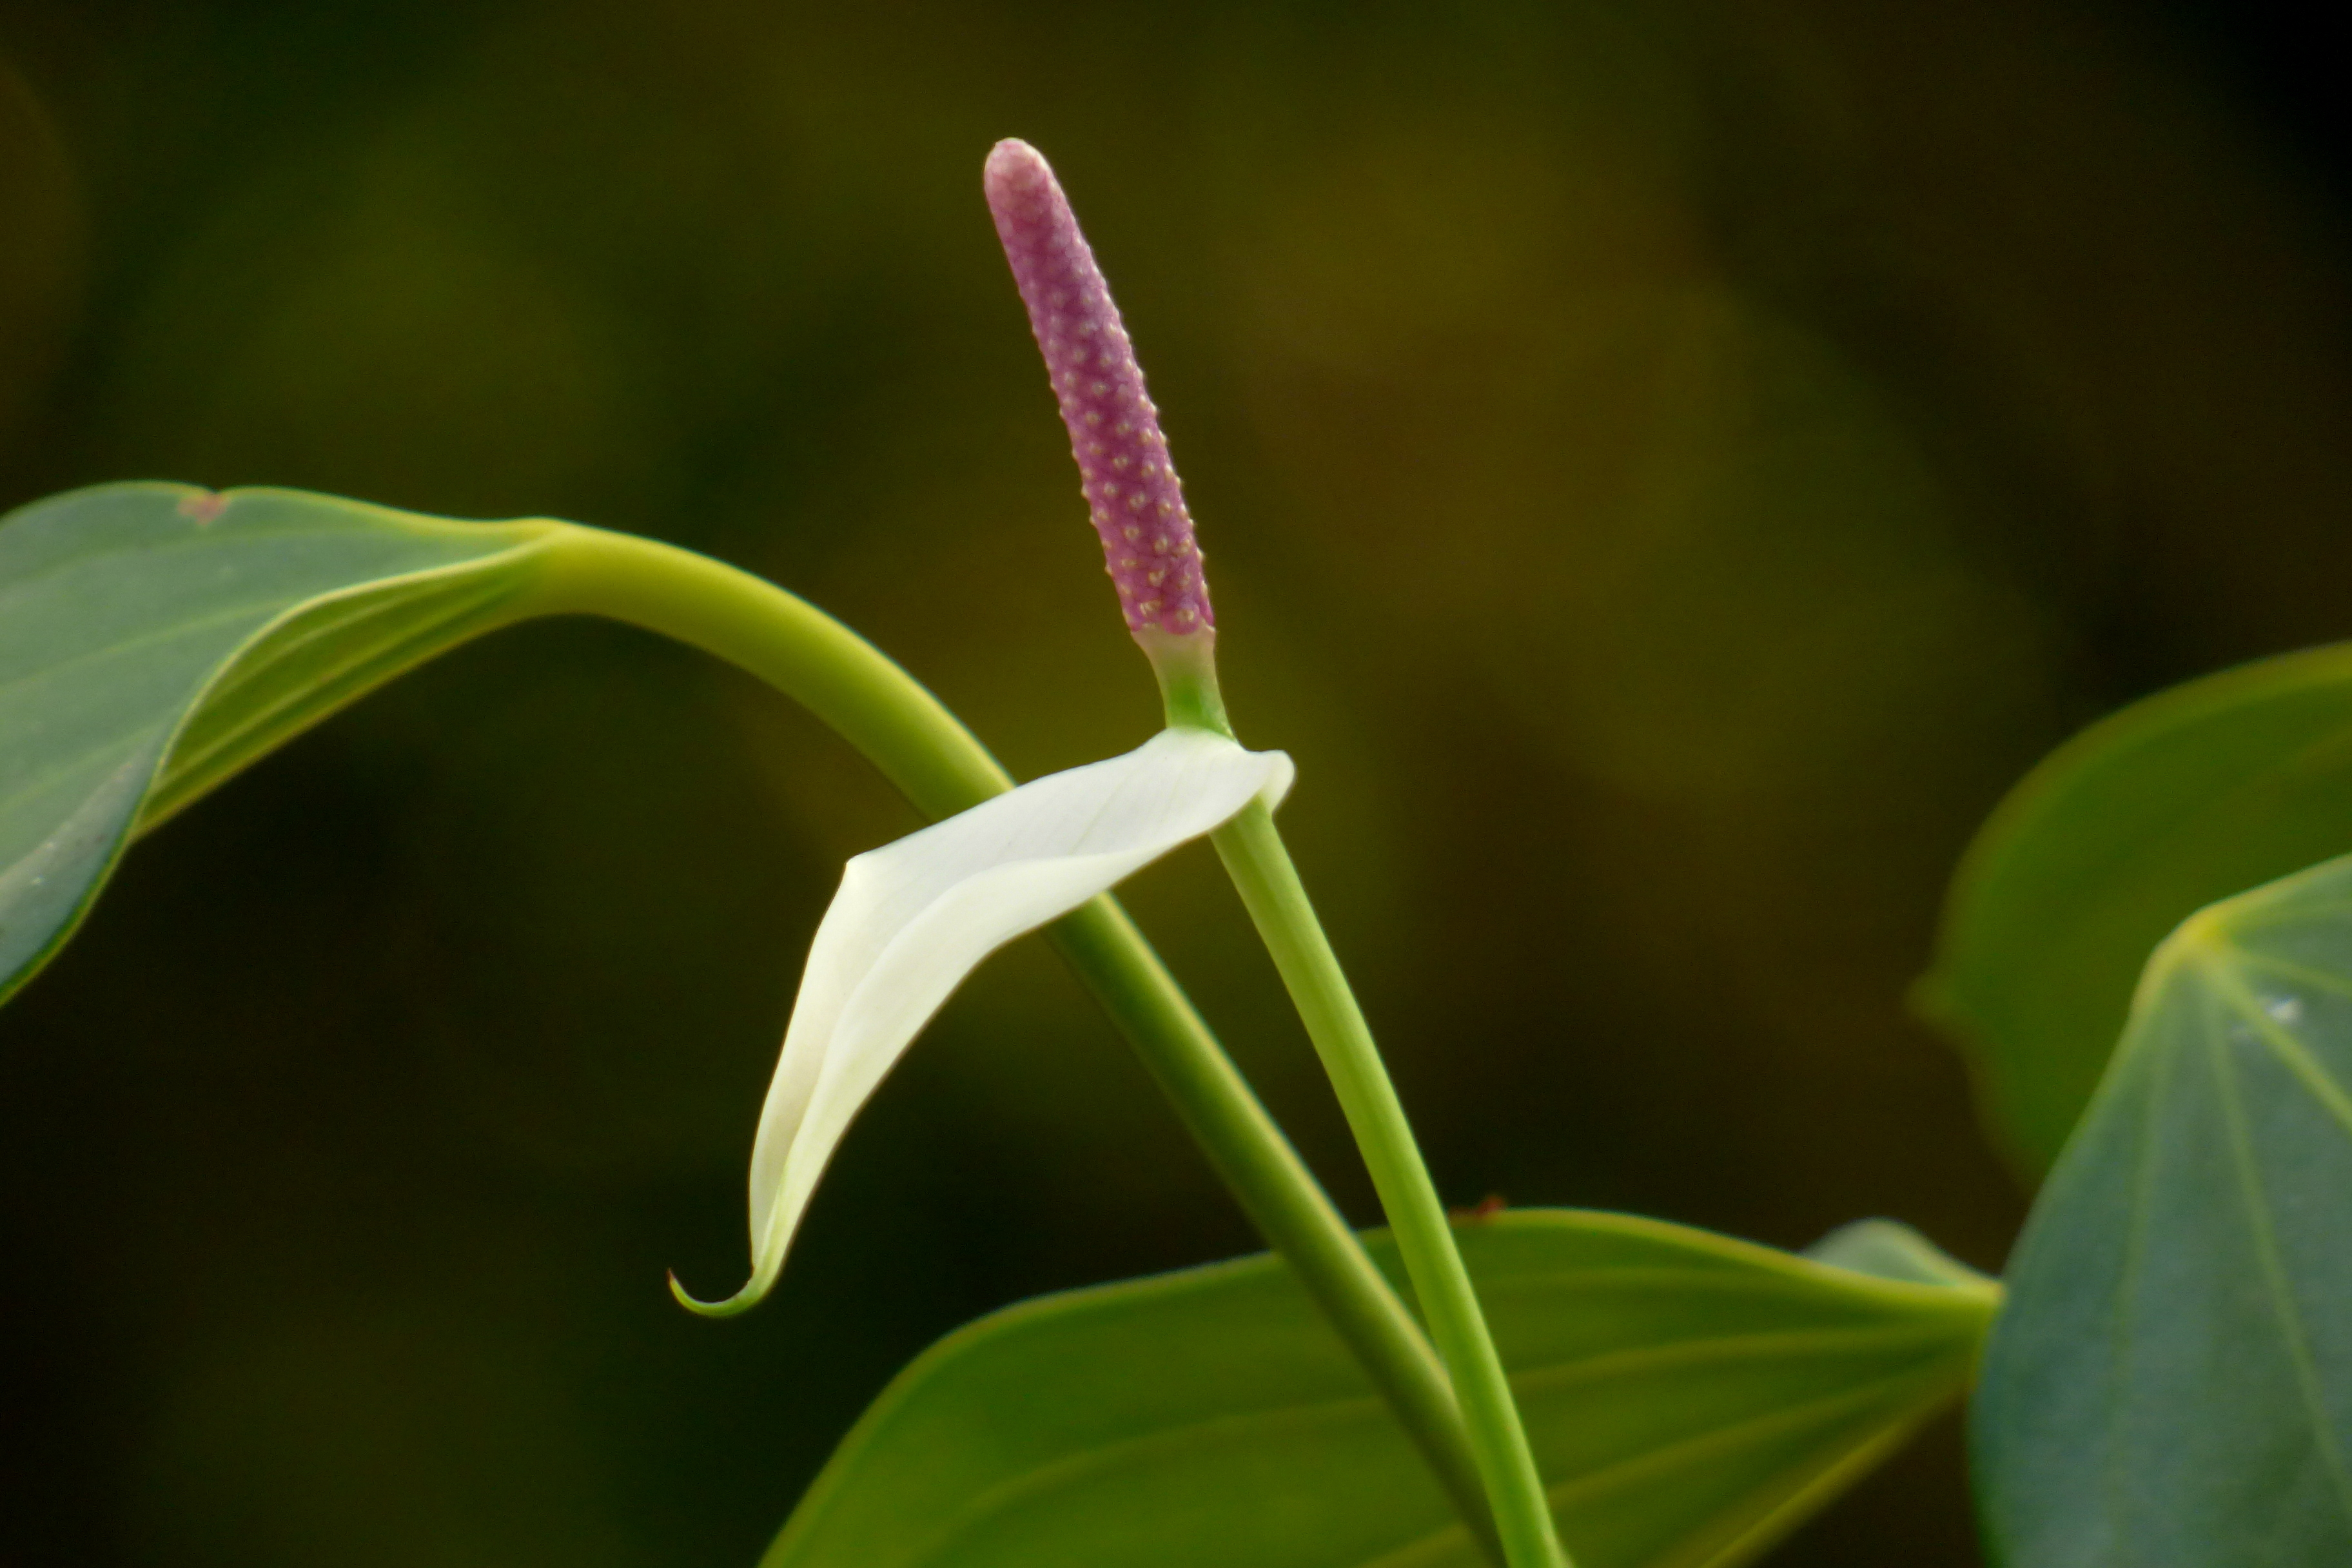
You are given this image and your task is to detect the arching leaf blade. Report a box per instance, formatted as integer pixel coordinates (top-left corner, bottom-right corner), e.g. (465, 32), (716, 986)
(763, 1211), (1997, 1568)
(0, 482), (560, 1003)
(1919, 643), (2352, 1177)
(1974, 855), (2352, 1566)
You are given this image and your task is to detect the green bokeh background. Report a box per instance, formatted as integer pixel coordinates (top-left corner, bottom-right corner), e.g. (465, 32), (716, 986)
(1, 3), (2345, 1563)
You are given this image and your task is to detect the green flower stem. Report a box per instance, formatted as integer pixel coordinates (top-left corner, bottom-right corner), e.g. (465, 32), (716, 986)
(1209, 800), (1574, 1568)
(523, 525), (1504, 1563)
(1044, 901), (1502, 1565)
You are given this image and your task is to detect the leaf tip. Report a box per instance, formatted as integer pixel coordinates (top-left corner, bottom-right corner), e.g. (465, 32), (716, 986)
(1804, 1218), (1999, 1300)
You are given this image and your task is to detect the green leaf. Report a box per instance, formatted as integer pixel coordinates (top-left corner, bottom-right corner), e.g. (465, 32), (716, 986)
(765, 1210), (1997, 1568)
(0, 482), (558, 1003)
(1918, 643), (2352, 1176)
(1974, 855), (2352, 1567)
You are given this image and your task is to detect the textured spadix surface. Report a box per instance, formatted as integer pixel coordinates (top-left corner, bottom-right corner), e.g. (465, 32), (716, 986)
(685, 728), (1293, 1313)
(985, 139), (1211, 639)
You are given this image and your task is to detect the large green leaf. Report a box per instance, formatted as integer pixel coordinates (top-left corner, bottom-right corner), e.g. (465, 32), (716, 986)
(1918, 644), (2352, 1177)
(1974, 854), (2352, 1567)
(0, 482), (560, 1002)
(765, 1210), (1997, 1568)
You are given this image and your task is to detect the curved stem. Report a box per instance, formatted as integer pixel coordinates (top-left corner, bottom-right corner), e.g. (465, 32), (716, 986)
(519, 524), (1503, 1562)
(526, 527), (1008, 819)
(1210, 802), (1574, 1568)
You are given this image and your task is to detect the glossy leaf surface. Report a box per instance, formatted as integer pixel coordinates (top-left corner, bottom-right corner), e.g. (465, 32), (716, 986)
(1919, 643), (2352, 1175)
(0, 482), (556, 1002)
(1975, 853), (2352, 1567)
(766, 1210), (1996, 1568)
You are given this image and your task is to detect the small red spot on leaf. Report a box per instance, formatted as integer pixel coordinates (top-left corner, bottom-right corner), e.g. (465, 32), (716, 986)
(1449, 1193), (1507, 1226)
(177, 491), (228, 525)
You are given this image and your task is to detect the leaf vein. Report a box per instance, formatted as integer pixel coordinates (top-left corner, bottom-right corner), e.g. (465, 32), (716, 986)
(0, 594), (305, 706)
(2206, 988), (2352, 1529)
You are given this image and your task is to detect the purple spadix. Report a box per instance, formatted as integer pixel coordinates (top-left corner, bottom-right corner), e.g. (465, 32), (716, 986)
(985, 139), (1213, 643)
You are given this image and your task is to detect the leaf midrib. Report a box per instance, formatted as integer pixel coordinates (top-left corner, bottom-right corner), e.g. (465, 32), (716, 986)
(2207, 979), (2352, 1531)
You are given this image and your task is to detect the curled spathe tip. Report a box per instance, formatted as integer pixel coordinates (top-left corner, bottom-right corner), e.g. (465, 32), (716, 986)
(669, 1264), (772, 1319)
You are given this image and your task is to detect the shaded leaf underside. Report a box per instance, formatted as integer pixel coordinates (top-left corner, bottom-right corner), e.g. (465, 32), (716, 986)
(0, 483), (553, 1002)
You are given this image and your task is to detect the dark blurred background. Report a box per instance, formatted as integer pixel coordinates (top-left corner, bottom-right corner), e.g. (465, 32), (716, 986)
(1, 2), (2347, 1563)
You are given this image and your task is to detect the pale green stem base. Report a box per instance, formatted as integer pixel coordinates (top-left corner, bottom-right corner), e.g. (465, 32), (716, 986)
(1211, 801), (1574, 1568)
(522, 525), (1503, 1562)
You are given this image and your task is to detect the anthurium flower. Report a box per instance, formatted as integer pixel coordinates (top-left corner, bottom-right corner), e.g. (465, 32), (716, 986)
(678, 727), (1293, 1314)
(677, 141), (1285, 1318)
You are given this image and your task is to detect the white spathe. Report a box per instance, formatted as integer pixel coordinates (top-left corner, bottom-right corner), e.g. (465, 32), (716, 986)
(679, 726), (1293, 1313)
